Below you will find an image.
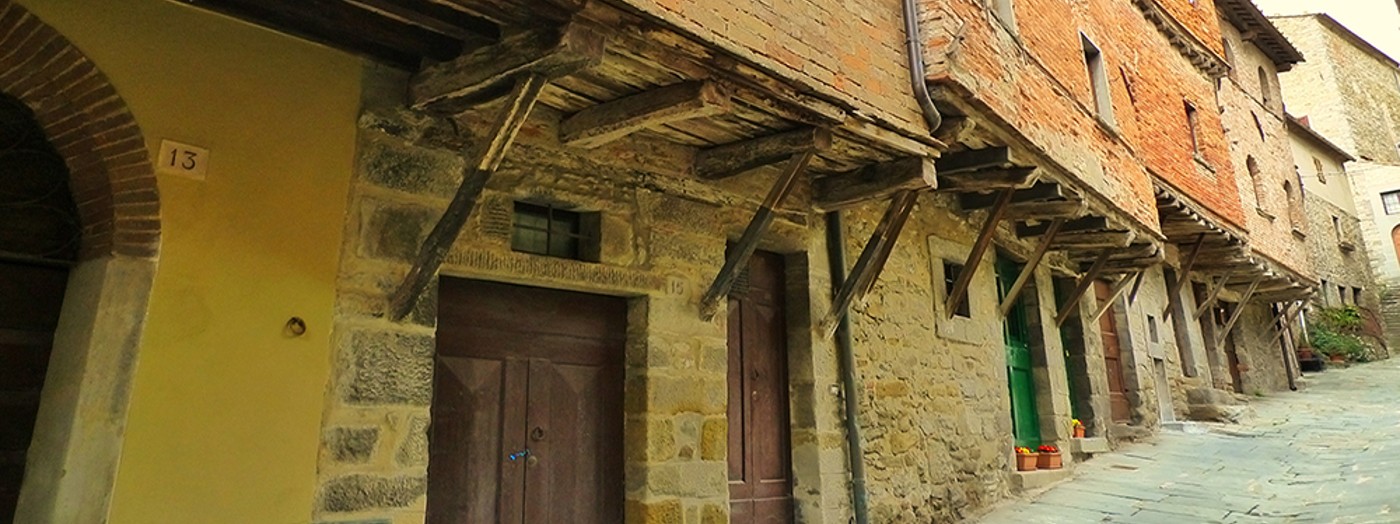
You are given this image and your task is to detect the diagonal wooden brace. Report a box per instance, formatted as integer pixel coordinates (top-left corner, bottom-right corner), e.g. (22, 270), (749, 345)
(389, 74), (550, 319)
(1162, 233), (1206, 317)
(818, 190), (919, 337)
(699, 149), (817, 320)
(1194, 269), (1236, 319)
(1091, 271), (1139, 324)
(1215, 273), (1265, 345)
(998, 218), (1064, 316)
(1056, 251), (1111, 327)
(945, 188), (1015, 318)
(1127, 269), (1148, 305)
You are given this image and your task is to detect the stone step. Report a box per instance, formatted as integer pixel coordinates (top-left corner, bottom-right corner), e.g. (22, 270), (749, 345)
(1069, 437), (1110, 454)
(1012, 467), (1073, 492)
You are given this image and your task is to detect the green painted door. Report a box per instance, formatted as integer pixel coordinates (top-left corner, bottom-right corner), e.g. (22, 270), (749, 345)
(1053, 278), (1085, 422)
(997, 256), (1041, 447)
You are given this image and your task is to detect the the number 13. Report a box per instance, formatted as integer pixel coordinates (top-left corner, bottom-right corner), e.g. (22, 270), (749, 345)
(169, 150), (197, 170)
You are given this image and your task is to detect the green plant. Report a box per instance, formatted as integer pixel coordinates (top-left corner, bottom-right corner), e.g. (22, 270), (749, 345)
(1309, 306), (1378, 362)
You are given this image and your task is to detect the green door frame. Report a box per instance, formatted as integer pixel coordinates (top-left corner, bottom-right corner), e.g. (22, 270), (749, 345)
(997, 255), (1041, 447)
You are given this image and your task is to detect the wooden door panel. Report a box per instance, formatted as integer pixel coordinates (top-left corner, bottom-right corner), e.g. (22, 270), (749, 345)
(745, 300), (789, 495)
(1095, 281), (1131, 422)
(0, 263), (67, 523)
(524, 360), (623, 524)
(426, 357), (527, 524)
(727, 251), (793, 524)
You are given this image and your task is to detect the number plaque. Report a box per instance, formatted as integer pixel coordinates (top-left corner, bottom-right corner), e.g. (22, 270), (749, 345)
(156, 139), (210, 180)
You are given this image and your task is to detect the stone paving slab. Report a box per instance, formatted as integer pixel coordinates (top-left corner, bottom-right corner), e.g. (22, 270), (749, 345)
(974, 359), (1400, 524)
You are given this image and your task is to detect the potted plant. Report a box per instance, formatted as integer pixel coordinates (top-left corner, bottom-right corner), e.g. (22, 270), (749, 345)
(1036, 445), (1062, 469)
(1014, 447), (1038, 471)
(1296, 344), (1316, 361)
(1071, 419), (1086, 438)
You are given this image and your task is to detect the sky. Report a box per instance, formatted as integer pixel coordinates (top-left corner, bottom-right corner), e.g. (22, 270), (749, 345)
(1254, 0), (1400, 61)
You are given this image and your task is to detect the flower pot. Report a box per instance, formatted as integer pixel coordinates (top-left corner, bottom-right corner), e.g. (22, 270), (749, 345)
(1037, 452), (1063, 470)
(1297, 348), (1315, 360)
(1016, 453), (1039, 471)
(1073, 426), (1086, 438)
(1329, 354), (1346, 363)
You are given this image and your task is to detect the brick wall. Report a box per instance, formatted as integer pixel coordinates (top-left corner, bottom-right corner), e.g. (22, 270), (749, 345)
(919, 0), (1243, 231)
(615, 0), (926, 137)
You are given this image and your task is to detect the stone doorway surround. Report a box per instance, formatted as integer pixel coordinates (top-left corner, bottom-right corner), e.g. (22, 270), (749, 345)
(1, 2), (162, 522)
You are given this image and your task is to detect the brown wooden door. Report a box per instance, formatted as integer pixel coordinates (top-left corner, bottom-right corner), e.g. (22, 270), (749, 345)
(1094, 281), (1132, 422)
(1218, 305), (1244, 393)
(727, 251), (793, 523)
(429, 279), (625, 524)
(0, 262), (68, 520)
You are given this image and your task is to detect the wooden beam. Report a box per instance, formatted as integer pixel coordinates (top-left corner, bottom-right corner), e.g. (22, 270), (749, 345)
(411, 23), (604, 112)
(390, 74), (549, 319)
(819, 191), (919, 336)
(698, 150), (816, 320)
(1017, 216), (1107, 238)
(1193, 269), (1235, 319)
(856, 192), (919, 300)
(343, 0), (499, 43)
(945, 188), (1016, 318)
(560, 81), (731, 148)
(1051, 230), (1135, 250)
(1002, 200), (1089, 220)
(1056, 251), (1111, 326)
(935, 147), (1012, 174)
(999, 218), (1064, 316)
(938, 167), (1036, 192)
(960, 182), (1063, 209)
(813, 157), (935, 211)
(1127, 269), (1147, 304)
(1216, 274), (1265, 343)
(694, 127), (832, 180)
(1161, 233), (1207, 317)
(1265, 302), (1299, 348)
(1091, 271), (1138, 324)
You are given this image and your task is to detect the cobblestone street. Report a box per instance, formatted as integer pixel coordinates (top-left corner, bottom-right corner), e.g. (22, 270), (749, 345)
(977, 360), (1400, 523)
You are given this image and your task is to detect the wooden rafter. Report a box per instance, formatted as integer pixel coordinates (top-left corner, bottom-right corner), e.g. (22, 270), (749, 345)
(1003, 200), (1088, 220)
(998, 218), (1065, 316)
(411, 22), (605, 112)
(694, 127), (832, 180)
(390, 74), (551, 319)
(1128, 270), (1147, 304)
(945, 188), (1015, 318)
(938, 167), (1036, 193)
(1056, 251), (1111, 326)
(1194, 269), (1235, 318)
(1017, 216), (1107, 238)
(699, 149), (817, 320)
(813, 157), (935, 211)
(1161, 233), (1207, 317)
(819, 190), (919, 336)
(559, 80), (731, 148)
(1215, 273), (1265, 344)
(935, 147), (1012, 174)
(1091, 271), (1139, 324)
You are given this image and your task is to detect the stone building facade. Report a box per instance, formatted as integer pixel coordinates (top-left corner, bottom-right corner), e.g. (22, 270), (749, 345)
(1289, 117), (1378, 313)
(0, 0), (1343, 523)
(1273, 13), (1400, 350)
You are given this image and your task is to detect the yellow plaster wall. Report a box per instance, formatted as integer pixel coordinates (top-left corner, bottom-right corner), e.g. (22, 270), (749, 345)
(16, 0), (363, 521)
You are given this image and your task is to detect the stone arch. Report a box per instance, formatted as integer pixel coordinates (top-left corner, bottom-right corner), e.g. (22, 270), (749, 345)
(0, 0), (160, 259)
(0, 2), (160, 522)
(1390, 224), (1400, 267)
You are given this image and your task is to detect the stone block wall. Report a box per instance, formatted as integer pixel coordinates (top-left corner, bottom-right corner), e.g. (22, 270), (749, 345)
(1305, 195), (1377, 310)
(1231, 302), (1293, 395)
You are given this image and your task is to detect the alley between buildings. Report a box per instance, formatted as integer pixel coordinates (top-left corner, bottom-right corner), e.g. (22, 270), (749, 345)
(977, 361), (1400, 523)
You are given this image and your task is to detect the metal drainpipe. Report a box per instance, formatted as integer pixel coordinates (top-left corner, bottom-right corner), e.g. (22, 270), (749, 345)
(825, 211), (870, 524)
(903, 0), (944, 132)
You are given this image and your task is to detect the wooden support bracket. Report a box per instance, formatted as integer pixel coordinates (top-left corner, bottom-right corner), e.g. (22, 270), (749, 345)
(560, 80), (731, 148)
(813, 157), (935, 211)
(1056, 251), (1111, 327)
(938, 167), (1037, 193)
(945, 188), (1015, 318)
(998, 218), (1064, 316)
(699, 149), (817, 320)
(1128, 269), (1148, 305)
(819, 190), (919, 337)
(390, 74), (550, 319)
(935, 147), (1012, 174)
(1091, 271), (1139, 324)
(1017, 216), (1108, 238)
(694, 127), (832, 180)
(1216, 273), (1265, 344)
(411, 23), (604, 112)
(1161, 233), (1206, 317)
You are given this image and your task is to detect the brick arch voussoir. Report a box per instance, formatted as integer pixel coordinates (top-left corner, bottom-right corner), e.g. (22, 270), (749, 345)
(0, 0), (160, 260)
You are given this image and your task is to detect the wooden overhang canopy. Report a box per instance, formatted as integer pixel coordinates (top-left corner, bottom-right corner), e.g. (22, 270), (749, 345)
(1154, 184), (1315, 338)
(187, 0), (945, 323)
(1216, 0), (1305, 71)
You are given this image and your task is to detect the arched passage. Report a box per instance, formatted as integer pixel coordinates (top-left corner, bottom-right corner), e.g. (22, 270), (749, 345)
(0, 1), (160, 522)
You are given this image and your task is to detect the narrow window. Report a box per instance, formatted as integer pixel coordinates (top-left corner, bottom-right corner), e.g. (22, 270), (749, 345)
(1339, 285), (1348, 305)
(1284, 180), (1303, 230)
(1186, 102), (1201, 155)
(1333, 215), (1343, 241)
(1258, 67), (1272, 106)
(511, 202), (601, 261)
(1321, 279), (1330, 306)
(944, 261), (971, 318)
(1148, 315), (1159, 343)
(1252, 112), (1265, 141)
(1354, 287), (1363, 306)
(1222, 40), (1236, 78)
(1314, 157), (1327, 183)
(1247, 156), (1266, 208)
(1082, 34), (1114, 124)
(1383, 190), (1400, 215)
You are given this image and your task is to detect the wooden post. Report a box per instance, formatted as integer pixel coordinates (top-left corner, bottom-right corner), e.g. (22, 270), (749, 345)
(819, 191), (919, 336)
(1055, 251), (1111, 327)
(698, 150), (816, 320)
(998, 218), (1065, 316)
(1193, 269), (1235, 319)
(1162, 233), (1206, 317)
(855, 191), (919, 300)
(1091, 271), (1139, 324)
(389, 74), (549, 319)
(1127, 269), (1147, 305)
(945, 188), (1015, 318)
(1215, 274), (1265, 344)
